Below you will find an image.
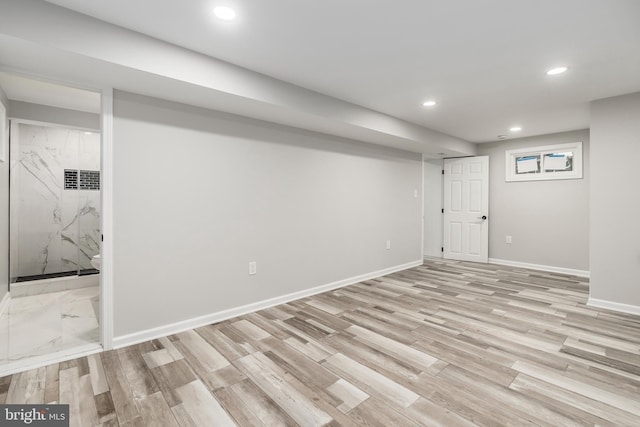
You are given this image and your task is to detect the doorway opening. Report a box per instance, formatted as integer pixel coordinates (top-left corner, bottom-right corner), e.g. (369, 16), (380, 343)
(0, 72), (102, 373)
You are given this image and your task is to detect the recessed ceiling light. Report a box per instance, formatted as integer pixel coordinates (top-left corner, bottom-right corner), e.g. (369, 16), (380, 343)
(498, 135), (508, 140)
(546, 66), (568, 75)
(84, 132), (93, 135)
(422, 100), (437, 107)
(510, 126), (522, 132)
(214, 6), (236, 21)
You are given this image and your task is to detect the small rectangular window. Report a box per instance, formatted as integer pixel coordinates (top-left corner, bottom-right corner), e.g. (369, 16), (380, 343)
(543, 152), (573, 172)
(506, 142), (582, 182)
(515, 155), (540, 175)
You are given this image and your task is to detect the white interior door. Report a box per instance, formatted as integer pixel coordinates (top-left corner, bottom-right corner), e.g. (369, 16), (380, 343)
(443, 156), (489, 262)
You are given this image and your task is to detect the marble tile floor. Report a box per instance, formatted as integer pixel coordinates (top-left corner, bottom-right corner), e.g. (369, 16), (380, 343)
(0, 286), (100, 366)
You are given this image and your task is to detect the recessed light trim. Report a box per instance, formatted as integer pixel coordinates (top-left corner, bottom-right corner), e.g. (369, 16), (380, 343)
(422, 100), (437, 107)
(510, 126), (522, 132)
(546, 66), (568, 75)
(214, 6), (236, 21)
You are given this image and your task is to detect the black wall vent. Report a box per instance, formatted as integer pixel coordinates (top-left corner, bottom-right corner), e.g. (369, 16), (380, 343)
(64, 169), (100, 190)
(79, 170), (100, 190)
(64, 169), (78, 190)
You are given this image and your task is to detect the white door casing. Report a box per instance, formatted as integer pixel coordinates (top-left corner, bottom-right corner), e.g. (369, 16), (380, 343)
(443, 156), (489, 262)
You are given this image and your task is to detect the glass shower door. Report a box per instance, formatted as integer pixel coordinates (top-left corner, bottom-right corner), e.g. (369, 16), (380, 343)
(77, 131), (101, 274)
(9, 122), (101, 283)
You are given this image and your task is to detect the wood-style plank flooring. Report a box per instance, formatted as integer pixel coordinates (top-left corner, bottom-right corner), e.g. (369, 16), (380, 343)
(1, 259), (640, 426)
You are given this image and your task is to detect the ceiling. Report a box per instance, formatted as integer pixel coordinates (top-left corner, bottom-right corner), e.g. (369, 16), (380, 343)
(35, 0), (640, 143)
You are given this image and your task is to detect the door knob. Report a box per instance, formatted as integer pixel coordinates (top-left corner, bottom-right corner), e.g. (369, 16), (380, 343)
(478, 215), (487, 220)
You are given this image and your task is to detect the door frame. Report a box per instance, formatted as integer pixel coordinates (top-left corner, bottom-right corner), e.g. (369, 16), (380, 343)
(422, 158), (444, 258)
(0, 69), (115, 375)
(100, 87), (114, 351)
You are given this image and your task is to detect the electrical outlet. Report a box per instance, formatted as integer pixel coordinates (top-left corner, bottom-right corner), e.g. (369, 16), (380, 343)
(506, 235), (512, 244)
(413, 189), (418, 198)
(249, 261), (257, 275)
(386, 240), (391, 250)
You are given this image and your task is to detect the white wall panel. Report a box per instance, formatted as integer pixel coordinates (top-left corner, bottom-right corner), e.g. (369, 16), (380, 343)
(112, 91), (423, 337)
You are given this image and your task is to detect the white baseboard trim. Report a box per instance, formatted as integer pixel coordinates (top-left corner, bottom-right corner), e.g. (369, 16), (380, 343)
(0, 343), (102, 378)
(587, 298), (640, 317)
(113, 259), (423, 349)
(489, 258), (590, 278)
(0, 292), (10, 317)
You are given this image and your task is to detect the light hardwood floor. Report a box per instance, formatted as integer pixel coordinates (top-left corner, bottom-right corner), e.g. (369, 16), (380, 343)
(1, 259), (639, 426)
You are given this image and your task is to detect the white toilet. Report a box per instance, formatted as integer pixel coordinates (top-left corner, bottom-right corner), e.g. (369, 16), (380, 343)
(91, 254), (101, 271)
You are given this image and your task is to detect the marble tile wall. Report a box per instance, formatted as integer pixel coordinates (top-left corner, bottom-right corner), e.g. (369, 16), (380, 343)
(10, 123), (100, 278)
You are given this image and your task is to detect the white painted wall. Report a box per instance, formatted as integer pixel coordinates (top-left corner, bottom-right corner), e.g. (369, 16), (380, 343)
(0, 86), (8, 306)
(590, 92), (640, 309)
(477, 130), (590, 272)
(423, 160), (443, 258)
(8, 101), (99, 130)
(112, 91), (423, 338)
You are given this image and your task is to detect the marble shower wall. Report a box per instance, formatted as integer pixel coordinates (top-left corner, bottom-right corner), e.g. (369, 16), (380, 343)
(10, 123), (100, 278)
